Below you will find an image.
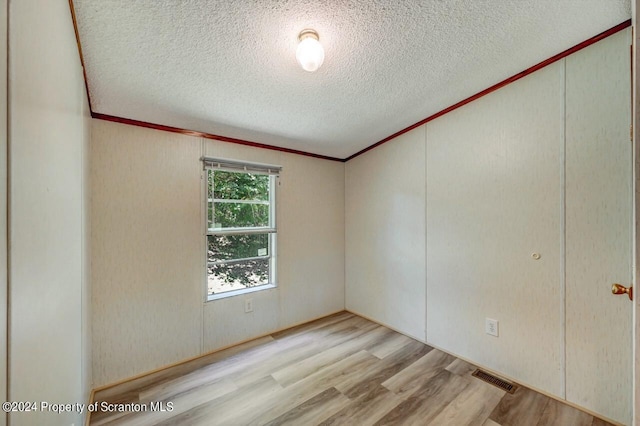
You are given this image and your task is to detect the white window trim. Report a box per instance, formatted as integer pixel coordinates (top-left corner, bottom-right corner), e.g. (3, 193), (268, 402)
(207, 283), (277, 301)
(202, 161), (279, 301)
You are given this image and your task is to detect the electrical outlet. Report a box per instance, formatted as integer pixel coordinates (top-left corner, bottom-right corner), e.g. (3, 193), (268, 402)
(245, 298), (253, 313)
(485, 318), (499, 337)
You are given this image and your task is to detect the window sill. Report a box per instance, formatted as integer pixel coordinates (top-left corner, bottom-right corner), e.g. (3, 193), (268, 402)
(206, 283), (276, 302)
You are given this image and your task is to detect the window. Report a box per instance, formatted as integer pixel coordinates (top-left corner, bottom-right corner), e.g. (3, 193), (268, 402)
(203, 157), (280, 299)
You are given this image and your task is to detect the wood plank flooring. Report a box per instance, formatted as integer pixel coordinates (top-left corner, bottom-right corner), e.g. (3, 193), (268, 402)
(89, 312), (614, 426)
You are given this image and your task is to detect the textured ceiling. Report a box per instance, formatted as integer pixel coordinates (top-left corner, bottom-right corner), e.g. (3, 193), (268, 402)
(73, 0), (630, 159)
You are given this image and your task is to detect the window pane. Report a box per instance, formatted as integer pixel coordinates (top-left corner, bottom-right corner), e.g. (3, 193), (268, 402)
(213, 202), (269, 229)
(208, 258), (270, 295)
(208, 234), (269, 262)
(214, 170), (269, 201)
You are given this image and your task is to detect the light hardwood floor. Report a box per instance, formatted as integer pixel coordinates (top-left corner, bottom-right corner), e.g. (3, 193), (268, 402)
(90, 312), (614, 426)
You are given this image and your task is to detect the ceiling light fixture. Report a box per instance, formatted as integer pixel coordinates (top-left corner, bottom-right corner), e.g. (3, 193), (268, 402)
(296, 29), (324, 72)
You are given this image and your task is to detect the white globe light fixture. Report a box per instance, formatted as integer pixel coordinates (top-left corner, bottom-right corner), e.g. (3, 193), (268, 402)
(296, 29), (324, 72)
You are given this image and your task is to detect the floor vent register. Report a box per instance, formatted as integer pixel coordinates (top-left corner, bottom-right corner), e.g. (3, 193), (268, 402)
(471, 369), (518, 394)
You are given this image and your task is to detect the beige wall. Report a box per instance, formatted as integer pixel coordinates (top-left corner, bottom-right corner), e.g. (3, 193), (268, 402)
(345, 127), (426, 341)
(91, 122), (202, 386)
(345, 29), (632, 424)
(426, 60), (565, 397)
(91, 120), (345, 386)
(565, 30), (632, 422)
(8, 0), (92, 425)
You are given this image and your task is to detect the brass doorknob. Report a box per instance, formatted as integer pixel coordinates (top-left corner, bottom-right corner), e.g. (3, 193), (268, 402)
(611, 283), (633, 301)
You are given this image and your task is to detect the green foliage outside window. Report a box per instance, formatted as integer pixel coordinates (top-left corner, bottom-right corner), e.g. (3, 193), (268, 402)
(208, 170), (272, 292)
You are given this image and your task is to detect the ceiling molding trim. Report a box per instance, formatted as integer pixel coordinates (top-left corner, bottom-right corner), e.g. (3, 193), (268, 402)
(71, 7), (629, 163)
(345, 18), (632, 162)
(68, 0), (92, 111)
(91, 113), (345, 162)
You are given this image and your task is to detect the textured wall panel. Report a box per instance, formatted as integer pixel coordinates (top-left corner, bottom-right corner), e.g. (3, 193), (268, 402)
(91, 122), (204, 386)
(345, 127), (426, 341)
(8, 1), (91, 424)
(565, 29), (632, 424)
(203, 287), (279, 352)
(92, 121), (345, 385)
(202, 139), (345, 352)
(426, 62), (565, 397)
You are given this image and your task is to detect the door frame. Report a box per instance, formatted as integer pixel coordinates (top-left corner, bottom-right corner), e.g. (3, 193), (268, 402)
(633, 3), (639, 426)
(0, 1), (7, 425)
